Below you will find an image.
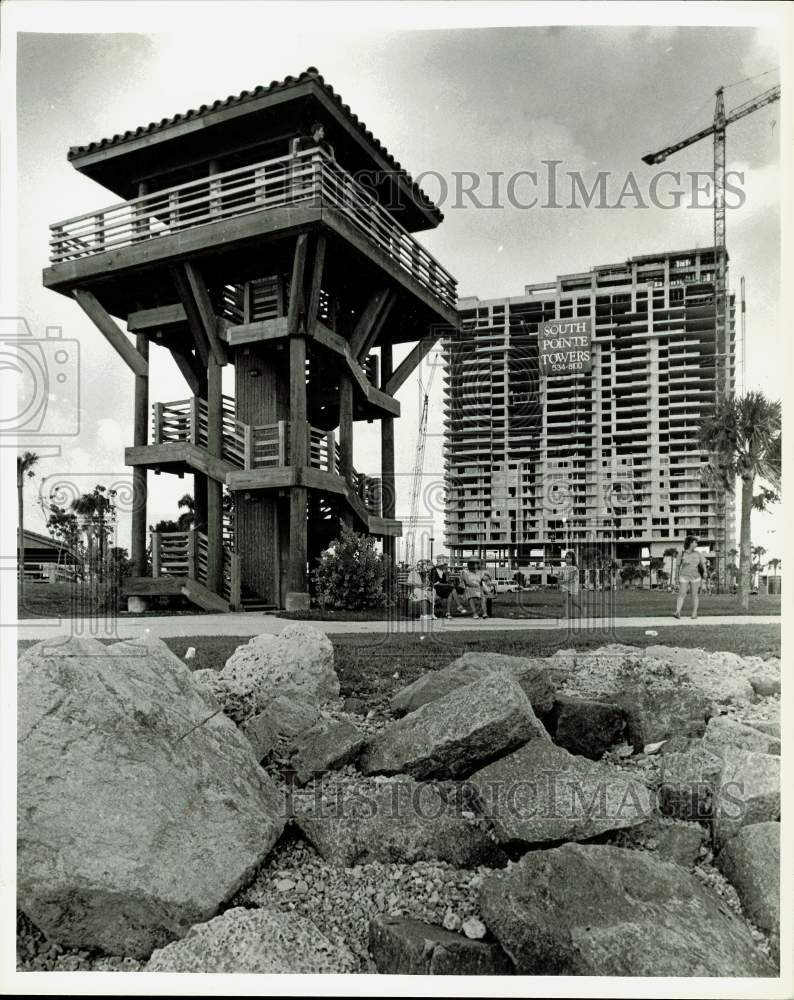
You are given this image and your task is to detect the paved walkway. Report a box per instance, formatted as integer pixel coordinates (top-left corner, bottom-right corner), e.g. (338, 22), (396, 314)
(15, 612), (781, 640)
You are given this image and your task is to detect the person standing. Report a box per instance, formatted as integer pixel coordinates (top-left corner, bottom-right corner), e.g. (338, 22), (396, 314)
(460, 561), (484, 619)
(674, 535), (706, 619)
(559, 550), (581, 619)
(479, 566), (496, 619)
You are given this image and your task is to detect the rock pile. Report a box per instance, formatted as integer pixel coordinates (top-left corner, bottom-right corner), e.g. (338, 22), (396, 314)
(17, 635), (779, 977)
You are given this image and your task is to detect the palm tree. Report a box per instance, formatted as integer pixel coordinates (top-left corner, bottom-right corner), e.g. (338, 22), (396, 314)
(663, 547), (678, 590)
(767, 557), (781, 576)
(700, 392), (781, 610)
(751, 545), (767, 590)
(17, 451), (40, 601)
(177, 493), (195, 530)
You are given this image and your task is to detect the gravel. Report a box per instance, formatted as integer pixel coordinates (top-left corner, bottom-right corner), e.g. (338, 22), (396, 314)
(231, 832), (491, 971)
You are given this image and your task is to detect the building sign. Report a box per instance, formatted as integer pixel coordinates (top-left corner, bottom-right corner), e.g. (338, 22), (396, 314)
(539, 318), (592, 376)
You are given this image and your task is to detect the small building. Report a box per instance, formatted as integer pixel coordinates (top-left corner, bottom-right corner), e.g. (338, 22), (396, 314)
(20, 529), (76, 582)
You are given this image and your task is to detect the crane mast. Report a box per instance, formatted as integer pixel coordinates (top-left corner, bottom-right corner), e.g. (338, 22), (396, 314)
(640, 80), (779, 593)
(403, 355), (440, 568)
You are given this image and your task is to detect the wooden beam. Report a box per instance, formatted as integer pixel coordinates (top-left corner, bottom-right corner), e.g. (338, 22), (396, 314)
(170, 265), (209, 367)
(206, 358), (223, 593)
(182, 261), (227, 366)
(73, 288), (148, 377)
(286, 233), (310, 336)
(168, 346), (201, 396)
(349, 288), (391, 360)
(338, 375), (353, 482)
(306, 233), (327, 326)
(131, 334), (149, 575)
(384, 336), (439, 397)
(127, 303), (186, 331)
(289, 334), (308, 467)
(356, 290), (396, 363)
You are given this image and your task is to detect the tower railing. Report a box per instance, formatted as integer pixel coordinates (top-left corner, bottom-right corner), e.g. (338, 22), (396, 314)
(49, 147), (457, 309)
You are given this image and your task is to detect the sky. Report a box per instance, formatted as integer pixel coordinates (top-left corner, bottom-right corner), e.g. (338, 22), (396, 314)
(5, 4), (786, 563)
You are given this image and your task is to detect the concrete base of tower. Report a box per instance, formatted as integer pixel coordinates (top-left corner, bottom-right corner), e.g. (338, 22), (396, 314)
(284, 591), (311, 612)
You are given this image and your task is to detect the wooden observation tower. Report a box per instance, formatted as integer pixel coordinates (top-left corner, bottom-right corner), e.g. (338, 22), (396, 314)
(44, 68), (458, 611)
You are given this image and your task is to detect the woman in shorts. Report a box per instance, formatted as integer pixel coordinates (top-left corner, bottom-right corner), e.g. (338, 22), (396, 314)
(675, 535), (706, 619)
(559, 550), (581, 619)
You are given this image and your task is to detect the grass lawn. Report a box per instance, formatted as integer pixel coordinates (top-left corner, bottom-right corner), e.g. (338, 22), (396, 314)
(19, 582), (780, 621)
(283, 590), (781, 621)
(17, 582), (208, 620)
(21, 623), (776, 707)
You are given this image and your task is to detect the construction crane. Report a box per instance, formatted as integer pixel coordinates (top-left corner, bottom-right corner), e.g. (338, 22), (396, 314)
(403, 349), (441, 568)
(641, 82), (780, 394)
(641, 83), (780, 249)
(641, 80), (780, 592)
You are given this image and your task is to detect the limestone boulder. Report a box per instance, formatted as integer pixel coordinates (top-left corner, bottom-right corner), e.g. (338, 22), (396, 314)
(468, 740), (653, 846)
(703, 716), (780, 755)
(654, 746), (724, 822)
(17, 636), (285, 958)
(547, 695), (627, 759)
(240, 696), (320, 763)
(717, 822), (780, 961)
(146, 906), (355, 973)
(360, 673), (548, 780)
(290, 718), (366, 786)
(713, 748), (780, 846)
(218, 624), (339, 722)
(480, 843), (775, 976)
(390, 651), (557, 719)
(294, 779), (505, 868)
(368, 915), (513, 975)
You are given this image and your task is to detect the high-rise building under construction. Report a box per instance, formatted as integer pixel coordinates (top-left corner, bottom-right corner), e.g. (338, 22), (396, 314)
(443, 247), (736, 579)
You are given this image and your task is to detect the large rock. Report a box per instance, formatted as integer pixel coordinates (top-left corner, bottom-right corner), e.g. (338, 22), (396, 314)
(241, 696), (320, 763)
(218, 624), (339, 722)
(17, 636), (285, 958)
(703, 716), (780, 755)
(551, 647), (711, 749)
(368, 915), (513, 975)
(713, 748), (780, 846)
(294, 779), (505, 868)
(618, 683), (710, 750)
(547, 695), (627, 759)
(468, 740), (653, 846)
(717, 822), (780, 960)
(146, 906), (355, 973)
(359, 673), (548, 779)
(748, 674), (780, 698)
(290, 718), (366, 786)
(642, 645), (756, 705)
(480, 843), (775, 976)
(390, 652), (557, 719)
(654, 746), (724, 822)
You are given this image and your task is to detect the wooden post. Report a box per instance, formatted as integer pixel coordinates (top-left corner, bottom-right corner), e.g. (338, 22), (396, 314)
(187, 529), (196, 579)
(286, 264), (309, 604)
(381, 342), (396, 564)
(131, 334), (149, 576)
(206, 357), (223, 594)
(151, 531), (161, 578)
(230, 552), (241, 609)
(338, 374), (353, 483)
(277, 420), (286, 465)
(153, 401), (163, 444)
(289, 335), (308, 467)
(243, 422), (253, 470)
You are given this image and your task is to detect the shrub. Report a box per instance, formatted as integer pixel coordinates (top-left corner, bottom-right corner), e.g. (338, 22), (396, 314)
(312, 524), (395, 610)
